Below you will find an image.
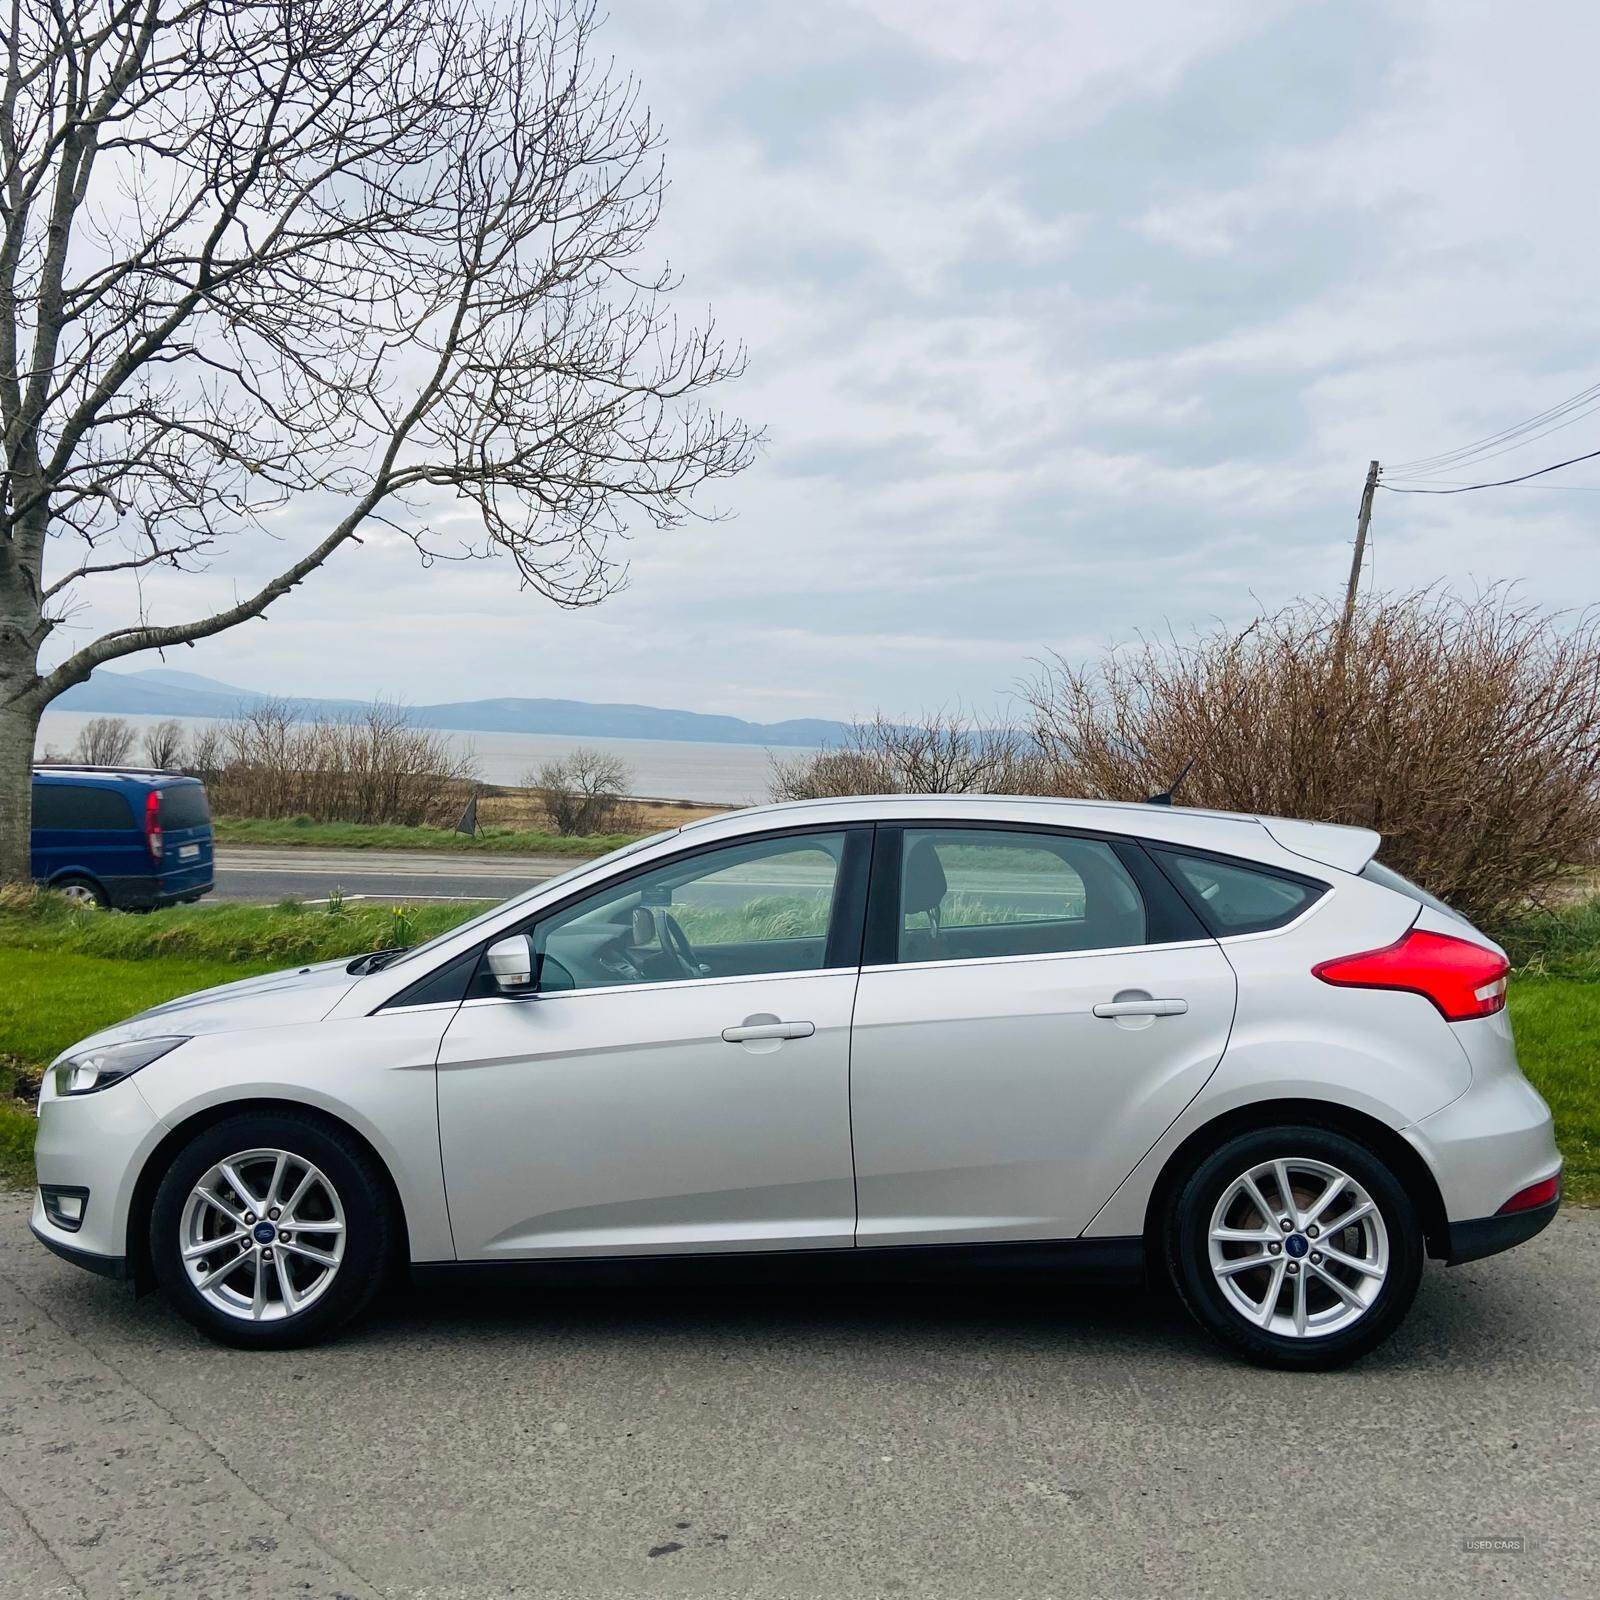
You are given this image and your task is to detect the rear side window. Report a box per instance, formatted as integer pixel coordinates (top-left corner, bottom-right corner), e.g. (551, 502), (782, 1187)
(1152, 847), (1325, 935)
(895, 828), (1147, 963)
(31, 783), (136, 830)
(158, 784), (211, 828)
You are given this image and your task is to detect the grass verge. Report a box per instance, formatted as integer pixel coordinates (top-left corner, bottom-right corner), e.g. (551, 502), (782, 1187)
(214, 815), (642, 857)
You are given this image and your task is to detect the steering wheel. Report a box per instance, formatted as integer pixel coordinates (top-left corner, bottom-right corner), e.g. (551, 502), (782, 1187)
(659, 911), (702, 978)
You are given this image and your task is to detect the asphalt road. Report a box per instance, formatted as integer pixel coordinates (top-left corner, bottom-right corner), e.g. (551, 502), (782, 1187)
(212, 846), (572, 904)
(1, 1192), (1595, 1599)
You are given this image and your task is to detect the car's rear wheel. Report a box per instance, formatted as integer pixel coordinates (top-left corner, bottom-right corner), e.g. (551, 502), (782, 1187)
(1165, 1124), (1423, 1369)
(150, 1110), (393, 1348)
(53, 875), (106, 908)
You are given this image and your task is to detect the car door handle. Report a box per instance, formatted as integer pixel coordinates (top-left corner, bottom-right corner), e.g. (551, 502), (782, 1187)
(1092, 998), (1188, 1018)
(721, 1020), (816, 1042)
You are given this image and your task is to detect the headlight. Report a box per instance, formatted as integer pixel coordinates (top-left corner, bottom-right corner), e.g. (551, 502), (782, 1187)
(52, 1036), (188, 1096)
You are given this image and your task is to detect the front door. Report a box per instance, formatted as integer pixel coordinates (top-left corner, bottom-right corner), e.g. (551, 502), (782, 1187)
(436, 827), (869, 1260)
(850, 825), (1237, 1246)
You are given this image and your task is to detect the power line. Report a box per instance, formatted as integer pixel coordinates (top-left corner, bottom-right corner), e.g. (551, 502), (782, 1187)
(1377, 444), (1600, 495)
(1385, 391), (1600, 480)
(1386, 378), (1600, 474)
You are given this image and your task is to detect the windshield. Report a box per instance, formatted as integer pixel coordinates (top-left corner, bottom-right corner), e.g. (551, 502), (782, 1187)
(380, 829), (682, 970)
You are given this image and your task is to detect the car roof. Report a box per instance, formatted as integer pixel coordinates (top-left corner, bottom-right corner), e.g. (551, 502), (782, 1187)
(671, 794), (1380, 876)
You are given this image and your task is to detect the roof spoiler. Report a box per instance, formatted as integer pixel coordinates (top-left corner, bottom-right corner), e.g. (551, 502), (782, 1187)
(1258, 817), (1381, 876)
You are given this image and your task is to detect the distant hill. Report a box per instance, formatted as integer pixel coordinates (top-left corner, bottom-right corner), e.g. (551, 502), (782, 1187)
(54, 668), (847, 750)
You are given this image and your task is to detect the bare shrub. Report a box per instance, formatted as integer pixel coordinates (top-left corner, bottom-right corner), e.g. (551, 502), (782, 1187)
(769, 710), (1051, 801)
(528, 748), (640, 835)
(69, 716), (135, 766)
(1023, 589), (1600, 927)
(186, 724), (226, 785)
(207, 700), (478, 826)
(141, 720), (187, 771)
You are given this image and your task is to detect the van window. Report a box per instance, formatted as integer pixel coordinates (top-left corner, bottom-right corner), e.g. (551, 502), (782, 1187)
(32, 784), (136, 830)
(158, 785), (211, 829)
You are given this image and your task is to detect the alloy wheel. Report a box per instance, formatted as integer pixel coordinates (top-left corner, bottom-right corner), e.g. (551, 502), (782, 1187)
(178, 1147), (346, 1322)
(1207, 1155), (1389, 1339)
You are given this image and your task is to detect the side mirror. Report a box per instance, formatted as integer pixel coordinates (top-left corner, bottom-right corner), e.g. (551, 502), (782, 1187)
(485, 934), (536, 994)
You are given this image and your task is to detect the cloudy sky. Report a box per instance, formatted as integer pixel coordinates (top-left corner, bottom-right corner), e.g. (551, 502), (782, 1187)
(51, 0), (1600, 725)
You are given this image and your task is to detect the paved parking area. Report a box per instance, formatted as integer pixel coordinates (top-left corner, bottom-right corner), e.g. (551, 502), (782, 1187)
(1, 1191), (1595, 1599)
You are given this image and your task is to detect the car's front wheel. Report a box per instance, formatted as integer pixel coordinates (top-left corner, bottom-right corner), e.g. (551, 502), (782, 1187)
(1165, 1124), (1423, 1369)
(150, 1110), (393, 1348)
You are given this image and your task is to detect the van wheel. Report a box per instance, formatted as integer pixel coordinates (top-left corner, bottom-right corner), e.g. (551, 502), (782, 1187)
(53, 876), (106, 908)
(1164, 1124), (1423, 1369)
(150, 1110), (393, 1349)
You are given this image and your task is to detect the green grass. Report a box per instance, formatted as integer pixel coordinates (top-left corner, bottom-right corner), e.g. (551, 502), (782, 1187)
(1506, 978), (1600, 1205)
(1497, 897), (1600, 981)
(214, 815), (640, 857)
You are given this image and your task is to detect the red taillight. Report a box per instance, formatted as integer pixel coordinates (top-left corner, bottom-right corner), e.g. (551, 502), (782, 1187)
(1498, 1173), (1561, 1214)
(144, 790), (163, 861)
(1312, 928), (1509, 1022)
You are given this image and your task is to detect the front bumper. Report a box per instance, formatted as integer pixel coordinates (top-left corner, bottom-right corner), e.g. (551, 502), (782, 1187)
(31, 1074), (168, 1267)
(29, 1218), (127, 1279)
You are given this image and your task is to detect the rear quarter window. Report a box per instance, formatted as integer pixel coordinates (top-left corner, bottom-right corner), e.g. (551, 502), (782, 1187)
(1151, 847), (1326, 935)
(158, 784), (211, 828)
(1359, 860), (1467, 924)
(31, 783), (136, 830)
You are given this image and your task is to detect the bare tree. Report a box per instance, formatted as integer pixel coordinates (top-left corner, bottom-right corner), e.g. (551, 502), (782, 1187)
(185, 721), (224, 783)
(769, 710), (1050, 800)
(528, 746), (637, 835)
(0, 0), (754, 878)
(69, 714), (133, 765)
(208, 698), (477, 825)
(141, 717), (186, 770)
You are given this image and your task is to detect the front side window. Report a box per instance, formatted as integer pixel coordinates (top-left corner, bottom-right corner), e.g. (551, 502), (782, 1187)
(895, 828), (1147, 964)
(530, 831), (851, 993)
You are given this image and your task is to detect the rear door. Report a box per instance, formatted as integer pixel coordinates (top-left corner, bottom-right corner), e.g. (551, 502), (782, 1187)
(849, 824), (1237, 1246)
(155, 781), (214, 898)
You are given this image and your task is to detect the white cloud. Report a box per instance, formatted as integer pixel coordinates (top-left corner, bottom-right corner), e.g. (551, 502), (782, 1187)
(42, 0), (1600, 723)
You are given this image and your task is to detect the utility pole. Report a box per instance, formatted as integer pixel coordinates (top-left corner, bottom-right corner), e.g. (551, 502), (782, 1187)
(1340, 459), (1380, 638)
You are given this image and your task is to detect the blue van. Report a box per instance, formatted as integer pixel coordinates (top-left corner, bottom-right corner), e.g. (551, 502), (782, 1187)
(31, 767), (215, 910)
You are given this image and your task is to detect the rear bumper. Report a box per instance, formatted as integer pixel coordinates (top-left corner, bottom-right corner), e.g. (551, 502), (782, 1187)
(1403, 1057), (1561, 1226)
(1444, 1197), (1560, 1265)
(101, 871), (214, 909)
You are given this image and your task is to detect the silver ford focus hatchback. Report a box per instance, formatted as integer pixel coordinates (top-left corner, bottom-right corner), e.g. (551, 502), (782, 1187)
(31, 796), (1561, 1367)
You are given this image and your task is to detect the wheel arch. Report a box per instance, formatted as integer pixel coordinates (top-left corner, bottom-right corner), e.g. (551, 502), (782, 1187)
(125, 1097), (412, 1294)
(1142, 1098), (1451, 1265)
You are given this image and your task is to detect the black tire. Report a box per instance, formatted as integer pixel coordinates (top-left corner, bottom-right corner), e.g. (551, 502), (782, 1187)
(150, 1109), (394, 1349)
(52, 874), (107, 908)
(1164, 1123), (1423, 1370)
